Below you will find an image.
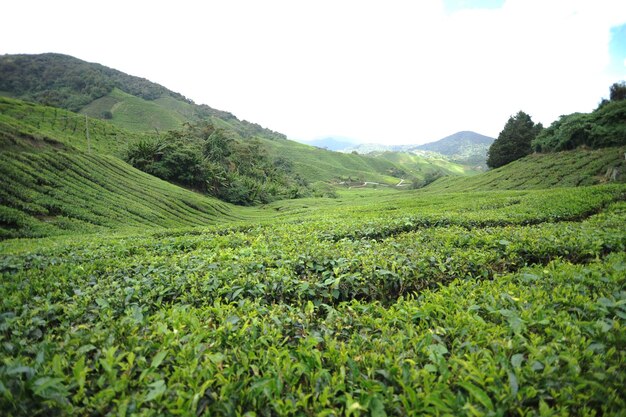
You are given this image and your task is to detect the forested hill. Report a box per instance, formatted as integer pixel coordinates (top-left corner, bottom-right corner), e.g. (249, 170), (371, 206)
(0, 53), (285, 139)
(0, 53), (189, 111)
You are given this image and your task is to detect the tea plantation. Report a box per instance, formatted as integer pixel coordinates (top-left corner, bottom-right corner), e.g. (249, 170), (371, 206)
(1, 184), (625, 416)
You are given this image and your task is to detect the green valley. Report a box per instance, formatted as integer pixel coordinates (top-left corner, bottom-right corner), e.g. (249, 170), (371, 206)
(1, 53), (625, 416)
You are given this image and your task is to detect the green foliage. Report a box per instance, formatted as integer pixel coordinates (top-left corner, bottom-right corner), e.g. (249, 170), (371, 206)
(487, 111), (542, 168)
(427, 146), (626, 191)
(0, 53), (287, 140)
(0, 150), (257, 239)
(0, 96), (420, 198)
(0, 96), (147, 156)
(124, 122), (309, 205)
(0, 53), (190, 112)
(533, 100), (626, 152)
(1, 185), (625, 415)
(609, 81), (626, 101)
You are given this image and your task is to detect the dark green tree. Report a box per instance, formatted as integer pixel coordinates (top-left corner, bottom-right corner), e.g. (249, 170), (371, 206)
(487, 111), (543, 168)
(609, 81), (626, 101)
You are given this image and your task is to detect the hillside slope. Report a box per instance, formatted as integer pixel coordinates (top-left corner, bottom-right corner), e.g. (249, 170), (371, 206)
(0, 151), (261, 239)
(426, 146), (626, 192)
(0, 96), (411, 188)
(0, 53), (285, 139)
(0, 97), (270, 239)
(0, 55), (480, 189)
(0, 96), (144, 155)
(259, 138), (403, 184)
(367, 151), (476, 178)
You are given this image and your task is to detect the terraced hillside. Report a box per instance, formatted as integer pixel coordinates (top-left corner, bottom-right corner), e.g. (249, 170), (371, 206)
(0, 151), (262, 239)
(0, 96), (142, 155)
(426, 146), (626, 192)
(1, 97), (423, 188)
(80, 88), (192, 133)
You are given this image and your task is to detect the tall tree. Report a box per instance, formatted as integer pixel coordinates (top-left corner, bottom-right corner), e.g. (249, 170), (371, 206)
(609, 81), (626, 102)
(487, 111), (542, 168)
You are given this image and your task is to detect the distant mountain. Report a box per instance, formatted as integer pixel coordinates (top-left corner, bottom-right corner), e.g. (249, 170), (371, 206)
(339, 131), (494, 168)
(410, 131), (494, 166)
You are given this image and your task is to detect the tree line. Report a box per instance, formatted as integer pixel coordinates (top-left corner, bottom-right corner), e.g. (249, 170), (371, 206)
(487, 82), (626, 169)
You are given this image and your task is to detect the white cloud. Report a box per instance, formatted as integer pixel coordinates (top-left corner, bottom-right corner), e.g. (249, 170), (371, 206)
(1, 0), (625, 144)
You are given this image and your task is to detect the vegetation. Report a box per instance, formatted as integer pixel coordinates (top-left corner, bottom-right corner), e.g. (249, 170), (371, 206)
(0, 150), (268, 239)
(2, 58), (626, 416)
(124, 122), (309, 205)
(412, 131), (494, 166)
(533, 96), (626, 152)
(0, 53), (189, 112)
(609, 81), (626, 102)
(259, 139), (405, 185)
(0, 53), (287, 140)
(1, 185), (625, 415)
(0, 96), (145, 155)
(0, 97), (398, 206)
(487, 111), (542, 169)
(427, 146), (626, 192)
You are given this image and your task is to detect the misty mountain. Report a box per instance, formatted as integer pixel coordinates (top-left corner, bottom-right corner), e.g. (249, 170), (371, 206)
(409, 131), (495, 166)
(340, 131), (494, 167)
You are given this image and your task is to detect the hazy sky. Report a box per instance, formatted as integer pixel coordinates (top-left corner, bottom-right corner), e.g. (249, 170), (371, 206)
(2, 0), (625, 144)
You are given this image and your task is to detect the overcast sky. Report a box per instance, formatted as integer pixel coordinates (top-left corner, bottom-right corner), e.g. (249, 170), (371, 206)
(2, 0), (625, 144)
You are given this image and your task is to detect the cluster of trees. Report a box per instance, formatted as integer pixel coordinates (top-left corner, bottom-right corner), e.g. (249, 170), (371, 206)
(125, 122), (309, 205)
(532, 82), (626, 152)
(487, 82), (626, 168)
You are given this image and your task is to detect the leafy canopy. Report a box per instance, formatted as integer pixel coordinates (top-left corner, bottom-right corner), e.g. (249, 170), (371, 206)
(124, 122), (309, 205)
(486, 111), (542, 169)
(533, 82), (626, 152)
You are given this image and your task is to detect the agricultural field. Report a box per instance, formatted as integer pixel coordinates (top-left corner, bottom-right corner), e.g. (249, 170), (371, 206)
(0, 150), (270, 239)
(428, 146), (626, 192)
(1, 184), (625, 416)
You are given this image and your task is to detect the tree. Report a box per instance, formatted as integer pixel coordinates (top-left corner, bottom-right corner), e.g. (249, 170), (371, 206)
(487, 111), (543, 168)
(609, 81), (626, 102)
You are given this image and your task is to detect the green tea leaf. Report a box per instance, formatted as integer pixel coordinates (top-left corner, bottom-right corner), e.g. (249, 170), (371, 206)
(458, 381), (494, 411)
(151, 350), (167, 369)
(145, 379), (166, 401)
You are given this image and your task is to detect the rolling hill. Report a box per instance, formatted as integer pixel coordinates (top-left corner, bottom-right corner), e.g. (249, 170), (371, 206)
(0, 54), (470, 188)
(0, 53), (285, 140)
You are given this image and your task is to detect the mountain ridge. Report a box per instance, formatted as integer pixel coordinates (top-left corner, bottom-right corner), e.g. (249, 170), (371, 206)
(0, 53), (286, 140)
